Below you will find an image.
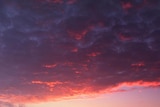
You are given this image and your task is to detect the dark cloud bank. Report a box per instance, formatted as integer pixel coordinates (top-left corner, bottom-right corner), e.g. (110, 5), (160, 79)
(0, 0), (160, 103)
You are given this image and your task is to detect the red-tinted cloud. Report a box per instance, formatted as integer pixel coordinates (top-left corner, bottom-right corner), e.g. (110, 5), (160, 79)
(0, 0), (160, 104)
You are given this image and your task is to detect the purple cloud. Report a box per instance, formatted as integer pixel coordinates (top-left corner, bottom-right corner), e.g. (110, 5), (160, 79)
(0, 0), (160, 103)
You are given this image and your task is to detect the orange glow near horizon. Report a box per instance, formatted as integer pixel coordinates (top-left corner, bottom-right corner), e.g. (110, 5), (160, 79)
(26, 87), (160, 107)
(1, 81), (159, 104)
(0, 0), (160, 107)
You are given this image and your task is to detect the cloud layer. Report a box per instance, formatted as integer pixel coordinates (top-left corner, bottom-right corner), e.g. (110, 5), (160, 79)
(0, 0), (160, 103)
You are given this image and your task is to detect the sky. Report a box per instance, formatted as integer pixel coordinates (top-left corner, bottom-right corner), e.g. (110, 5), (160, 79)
(0, 0), (160, 107)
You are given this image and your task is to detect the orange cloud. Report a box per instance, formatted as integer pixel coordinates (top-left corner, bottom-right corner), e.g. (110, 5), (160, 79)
(68, 30), (88, 40)
(121, 2), (133, 11)
(87, 52), (101, 57)
(43, 64), (57, 68)
(2, 80), (159, 104)
(109, 81), (160, 93)
(131, 62), (145, 67)
(32, 80), (63, 88)
(119, 33), (133, 41)
(71, 48), (78, 52)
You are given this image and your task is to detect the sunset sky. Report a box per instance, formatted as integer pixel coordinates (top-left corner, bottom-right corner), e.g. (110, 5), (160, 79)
(0, 0), (160, 107)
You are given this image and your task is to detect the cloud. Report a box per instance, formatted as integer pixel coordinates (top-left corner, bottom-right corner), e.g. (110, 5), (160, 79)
(0, 101), (25, 107)
(0, 101), (14, 107)
(0, 0), (160, 103)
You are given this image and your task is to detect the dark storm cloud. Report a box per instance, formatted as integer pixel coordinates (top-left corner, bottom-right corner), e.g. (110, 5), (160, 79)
(0, 0), (160, 103)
